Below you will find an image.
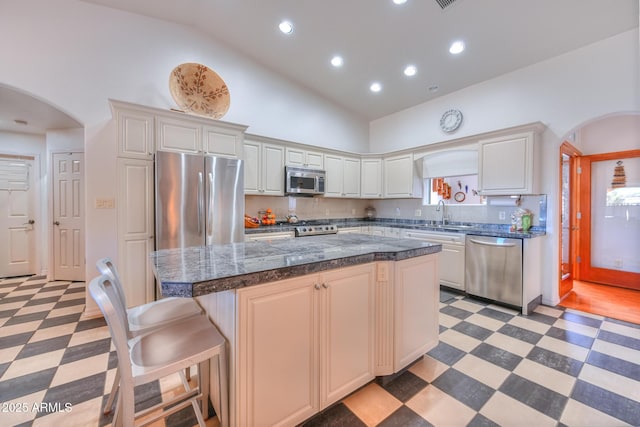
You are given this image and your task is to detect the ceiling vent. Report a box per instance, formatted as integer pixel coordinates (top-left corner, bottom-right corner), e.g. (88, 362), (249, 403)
(435, 0), (457, 9)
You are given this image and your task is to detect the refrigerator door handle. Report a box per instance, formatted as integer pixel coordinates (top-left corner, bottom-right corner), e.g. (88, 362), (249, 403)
(208, 172), (214, 236)
(198, 171), (204, 235)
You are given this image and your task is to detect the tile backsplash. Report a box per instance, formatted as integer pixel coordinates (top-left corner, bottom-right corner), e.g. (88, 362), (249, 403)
(245, 194), (547, 228)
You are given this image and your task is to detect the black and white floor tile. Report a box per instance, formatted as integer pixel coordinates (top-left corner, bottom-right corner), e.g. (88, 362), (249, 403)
(1, 276), (640, 426)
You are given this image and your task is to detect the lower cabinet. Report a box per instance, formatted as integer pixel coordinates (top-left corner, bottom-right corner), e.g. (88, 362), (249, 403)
(236, 264), (375, 426)
(403, 230), (465, 291)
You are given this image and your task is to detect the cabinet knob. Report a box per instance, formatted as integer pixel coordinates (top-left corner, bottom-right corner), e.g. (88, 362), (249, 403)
(322, 283), (329, 289)
(314, 283), (321, 290)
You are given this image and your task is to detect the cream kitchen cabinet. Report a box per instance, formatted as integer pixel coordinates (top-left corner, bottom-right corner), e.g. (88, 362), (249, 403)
(403, 230), (465, 291)
(392, 255), (439, 370)
(324, 154), (361, 198)
(203, 125), (244, 158)
(243, 138), (285, 196)
(336, 226), (362, 234)
(116, 158), (155, 307)
(236, 264), (375, 426)
(115, 108), (154, 159)
(286, 146), (324, 169)
(383, 153), (422, 198)
(156, 116), (245, 157)
(478, 131), (537, 195)
(361, 157), (383, 198)
(156, 116), (201, 153)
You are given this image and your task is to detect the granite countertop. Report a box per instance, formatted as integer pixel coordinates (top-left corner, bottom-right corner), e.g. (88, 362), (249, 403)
(151, 233), (441, 297)
(246, 218), (546, 239)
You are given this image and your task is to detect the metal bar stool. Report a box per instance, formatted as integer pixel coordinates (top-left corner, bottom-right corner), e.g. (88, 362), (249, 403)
(89, 274), (228, 427)
(96, 258), (204, 415)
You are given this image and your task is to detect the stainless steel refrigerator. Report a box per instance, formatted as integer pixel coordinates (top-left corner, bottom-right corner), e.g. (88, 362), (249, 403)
(155, 151), (244, 250)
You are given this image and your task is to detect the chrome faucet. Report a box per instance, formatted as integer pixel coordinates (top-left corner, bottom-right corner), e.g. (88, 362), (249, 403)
(436, 200), (446, 225)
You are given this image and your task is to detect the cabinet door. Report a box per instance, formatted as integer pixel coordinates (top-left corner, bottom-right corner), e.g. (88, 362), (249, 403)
(286, 147), (324, 169)
(203, 125), (242, 158)
(156, 117), (201, 153)
(440, 243), (465, 290)
(323, 154), (344, 197)
(319, 264), (375, 408)
(478, 132), (533, 195)
(117, 158), (154, 306)
(342, 157), (361, 198)
(117, 110), (154, 159)
(237, 276), (319, 427)
(243, 141), (261, 194)
(306, 150), (324, 169)
(262, 143), (285, 196)
(361, 158), (383, 198)
(384, 154), (421, 198)
(394, 255), (439, 370)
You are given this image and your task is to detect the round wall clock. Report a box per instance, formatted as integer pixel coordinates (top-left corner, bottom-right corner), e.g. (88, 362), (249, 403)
(440, 109), (463, 133)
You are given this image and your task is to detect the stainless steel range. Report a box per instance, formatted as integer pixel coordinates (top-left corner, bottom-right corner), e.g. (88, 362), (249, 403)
(294, 224), (338, 237)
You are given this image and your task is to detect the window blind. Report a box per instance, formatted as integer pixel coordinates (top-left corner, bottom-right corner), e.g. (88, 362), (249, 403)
(0, 158), (30, 191)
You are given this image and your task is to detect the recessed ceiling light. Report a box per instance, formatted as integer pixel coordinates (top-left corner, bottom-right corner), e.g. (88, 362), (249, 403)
(449, 40), (465, 54)
(279, 20), (294, 34)
(404, 65), (417, 77)
(370, 82), (382, 93)
(331, 56), (344, 67)
(393, 0), (408, 4)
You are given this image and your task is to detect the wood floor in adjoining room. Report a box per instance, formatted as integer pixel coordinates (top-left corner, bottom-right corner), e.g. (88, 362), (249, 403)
(560, 280), (640, 325)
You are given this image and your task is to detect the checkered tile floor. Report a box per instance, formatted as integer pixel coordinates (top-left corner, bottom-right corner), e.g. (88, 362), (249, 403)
(1, 277), (640, 426)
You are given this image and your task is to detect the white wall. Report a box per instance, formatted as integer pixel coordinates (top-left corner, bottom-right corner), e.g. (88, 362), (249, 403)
(577, 113), (640, 155)
(370, 29), (639, 307)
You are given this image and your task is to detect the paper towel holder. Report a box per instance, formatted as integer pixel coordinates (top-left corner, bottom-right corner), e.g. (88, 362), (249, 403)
(487, 195), (522, 206)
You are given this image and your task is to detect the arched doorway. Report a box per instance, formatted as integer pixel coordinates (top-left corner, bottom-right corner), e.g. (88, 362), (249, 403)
(0, 83), (84, 280)
(558, 112), (640, 324)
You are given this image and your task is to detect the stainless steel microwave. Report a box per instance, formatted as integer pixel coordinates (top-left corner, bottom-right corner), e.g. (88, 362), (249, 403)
(285, 166), (325, 196)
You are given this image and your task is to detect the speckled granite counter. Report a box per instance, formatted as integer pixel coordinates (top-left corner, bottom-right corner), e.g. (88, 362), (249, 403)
(151, 233), (441, 297)
(245, 218), (546, 239)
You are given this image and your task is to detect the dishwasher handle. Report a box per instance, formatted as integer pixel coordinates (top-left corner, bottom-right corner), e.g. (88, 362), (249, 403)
(468, 238), (517, 248)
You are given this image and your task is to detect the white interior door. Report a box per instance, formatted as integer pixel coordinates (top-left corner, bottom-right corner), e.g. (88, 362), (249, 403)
(52, 152), (85, 281)
(0, 156), (36, 278)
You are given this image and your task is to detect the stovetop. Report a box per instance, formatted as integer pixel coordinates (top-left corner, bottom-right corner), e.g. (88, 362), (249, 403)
(294, 224), (338, 237)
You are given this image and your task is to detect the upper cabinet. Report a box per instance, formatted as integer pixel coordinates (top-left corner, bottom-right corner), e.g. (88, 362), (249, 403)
(156, 116), (201, 153)
(383, 153), (422, 198)
(286, 147), (324, 169)
(478, 131), (538, 195)
(156, 116), (245, 157)
(203, 125), (244, 158)
(116, 108), (154, 159)
(244, 137), (285, 196)
(324, 154), (361, 198)
(361, 157), (383, 199)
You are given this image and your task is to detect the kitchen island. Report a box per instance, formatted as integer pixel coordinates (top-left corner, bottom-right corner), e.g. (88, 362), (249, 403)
(150, 234), (441, 427)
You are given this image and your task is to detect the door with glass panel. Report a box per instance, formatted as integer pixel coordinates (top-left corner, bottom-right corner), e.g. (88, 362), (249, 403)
(559, 142), (581, 299)
(577, 150), (640, 290)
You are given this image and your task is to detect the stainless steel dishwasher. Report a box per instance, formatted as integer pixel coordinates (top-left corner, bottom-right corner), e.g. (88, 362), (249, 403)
(465, 235), (522, 308)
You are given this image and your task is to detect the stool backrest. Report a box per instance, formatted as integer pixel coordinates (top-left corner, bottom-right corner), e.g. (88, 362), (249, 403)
(96, 257), (128, 308)
(88, 275), (134, 383)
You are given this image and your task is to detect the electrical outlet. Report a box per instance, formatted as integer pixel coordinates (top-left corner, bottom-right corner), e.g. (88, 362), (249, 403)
(414, 209), (422, 217)
(499, 211), (506, 220)
(614, 259), (623, 268)
(351, 208), (356, 215)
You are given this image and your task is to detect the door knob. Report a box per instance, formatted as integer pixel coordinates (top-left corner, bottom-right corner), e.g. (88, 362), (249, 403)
(54, 221), (60, 226)
(24, 219), (35, 225)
